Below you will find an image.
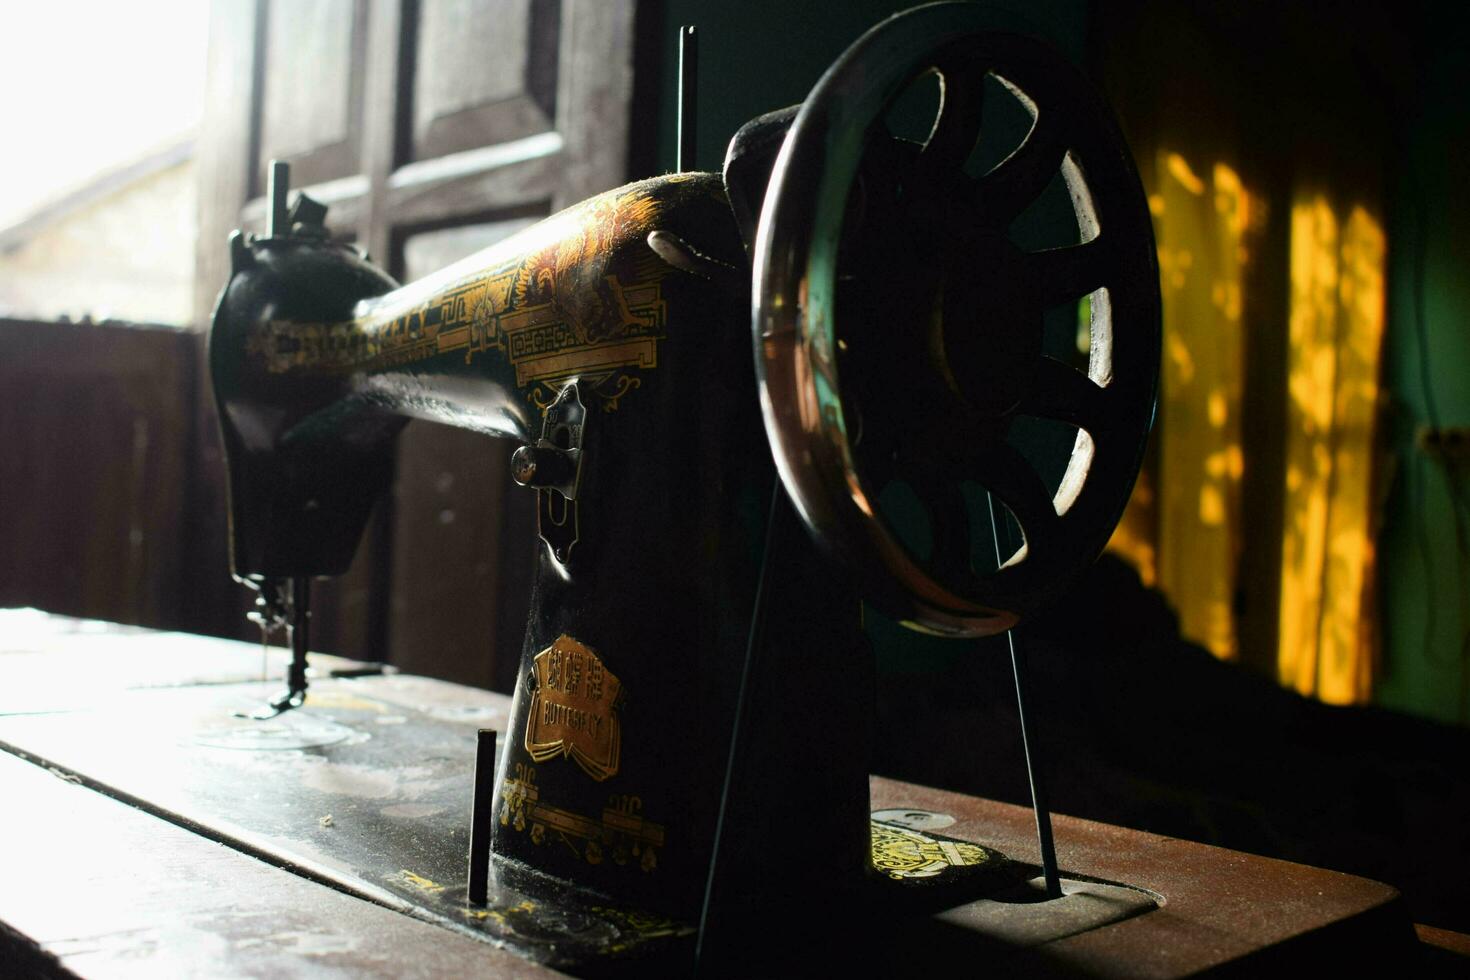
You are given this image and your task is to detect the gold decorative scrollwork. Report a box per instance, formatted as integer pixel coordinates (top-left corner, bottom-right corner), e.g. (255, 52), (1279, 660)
(869, 820), (993, 880)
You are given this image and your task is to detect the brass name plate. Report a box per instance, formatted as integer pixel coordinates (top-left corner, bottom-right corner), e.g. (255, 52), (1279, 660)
(524, 634), (622, 782)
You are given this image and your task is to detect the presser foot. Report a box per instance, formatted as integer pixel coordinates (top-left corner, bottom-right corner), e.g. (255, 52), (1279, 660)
(234, 575), (312, 721)
(234, 686), (307, 721)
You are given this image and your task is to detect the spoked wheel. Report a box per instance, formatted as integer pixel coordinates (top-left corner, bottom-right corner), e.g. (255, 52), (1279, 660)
(754, 2), (1160, 637)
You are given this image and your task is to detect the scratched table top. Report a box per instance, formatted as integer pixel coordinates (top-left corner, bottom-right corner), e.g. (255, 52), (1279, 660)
(0, 611), (1422, 977)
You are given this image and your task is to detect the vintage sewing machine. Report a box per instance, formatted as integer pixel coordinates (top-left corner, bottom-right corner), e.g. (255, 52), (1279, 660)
(183, 3), (1392, 975)
(207, 3), (1150, 970)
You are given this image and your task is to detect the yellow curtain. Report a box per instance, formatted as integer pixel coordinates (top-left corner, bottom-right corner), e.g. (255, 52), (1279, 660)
(1108, 152), (1385, 704)
(1146, 151), (1251, 661)
(1278, 200), (1385, 703)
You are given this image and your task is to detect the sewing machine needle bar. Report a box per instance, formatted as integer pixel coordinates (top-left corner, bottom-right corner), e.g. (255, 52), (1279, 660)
(677, 26), (698, 172)
(468, 729), (496, 906)
(287, 577), (310, 702)
(986, 492), (1063, 899)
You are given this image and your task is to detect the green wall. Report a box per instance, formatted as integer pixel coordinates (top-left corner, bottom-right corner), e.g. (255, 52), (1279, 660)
(652, 0), (1088, 176)
(1377, 30), (1470, 726)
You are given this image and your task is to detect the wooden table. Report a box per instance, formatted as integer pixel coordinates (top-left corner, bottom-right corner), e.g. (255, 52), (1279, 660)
(0, 611), (1442, 976)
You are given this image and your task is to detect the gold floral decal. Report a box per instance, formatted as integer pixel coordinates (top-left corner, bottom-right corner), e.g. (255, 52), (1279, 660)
(869, 820), (992, 880)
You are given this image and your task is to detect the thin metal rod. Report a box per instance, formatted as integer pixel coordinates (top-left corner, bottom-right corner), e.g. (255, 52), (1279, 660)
(1007, 624), (1063, 898)
(986, 493), (1062, 899)
(695, 483), (783, 970)
(267, 160), (289, 238)
(287, 576), (310, 700)
(676, 26), (698, 172)
(468, 728), (496, 906)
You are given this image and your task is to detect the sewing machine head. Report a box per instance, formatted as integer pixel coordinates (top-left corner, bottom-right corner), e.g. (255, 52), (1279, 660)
(209, 1), (1158, 967)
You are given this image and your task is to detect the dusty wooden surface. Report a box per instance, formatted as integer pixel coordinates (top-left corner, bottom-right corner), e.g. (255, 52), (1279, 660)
(0, 614), (1422, 976)
(1416, 923), (1470, 958)
(0, 751), (559, 979)
(868, 779), (1411, 976)
(0, 608), (381, 716)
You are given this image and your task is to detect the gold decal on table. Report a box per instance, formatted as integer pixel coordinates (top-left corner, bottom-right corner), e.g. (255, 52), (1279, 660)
(869, 820), (992, 880)
(501, 769), (663, 874)
(524, 634), (622, 781)
(387, 869), (445, 893)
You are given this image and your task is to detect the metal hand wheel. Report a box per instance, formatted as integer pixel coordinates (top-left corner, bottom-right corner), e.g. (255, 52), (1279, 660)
(753, 2), (1160, 637)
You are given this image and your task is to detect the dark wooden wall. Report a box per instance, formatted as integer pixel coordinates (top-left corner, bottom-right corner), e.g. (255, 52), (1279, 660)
(0, 310), (539, 691)
(0, 319), (197, 630)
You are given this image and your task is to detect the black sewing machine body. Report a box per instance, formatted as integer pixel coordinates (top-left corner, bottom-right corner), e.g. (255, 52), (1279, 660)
(210, 161), (884, 926)
(208, 3), (1167, 968)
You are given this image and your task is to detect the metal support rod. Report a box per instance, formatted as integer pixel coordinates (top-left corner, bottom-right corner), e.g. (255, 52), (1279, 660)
(696, 483), (783, 970)
(1006, 626), (1062, 898)
(287, 576), (310, 700)
(986, 493), (1063, 899)
(468, 728), (496, 906)
(267, 160), (289, 238)
(676, 26), (698, 172)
